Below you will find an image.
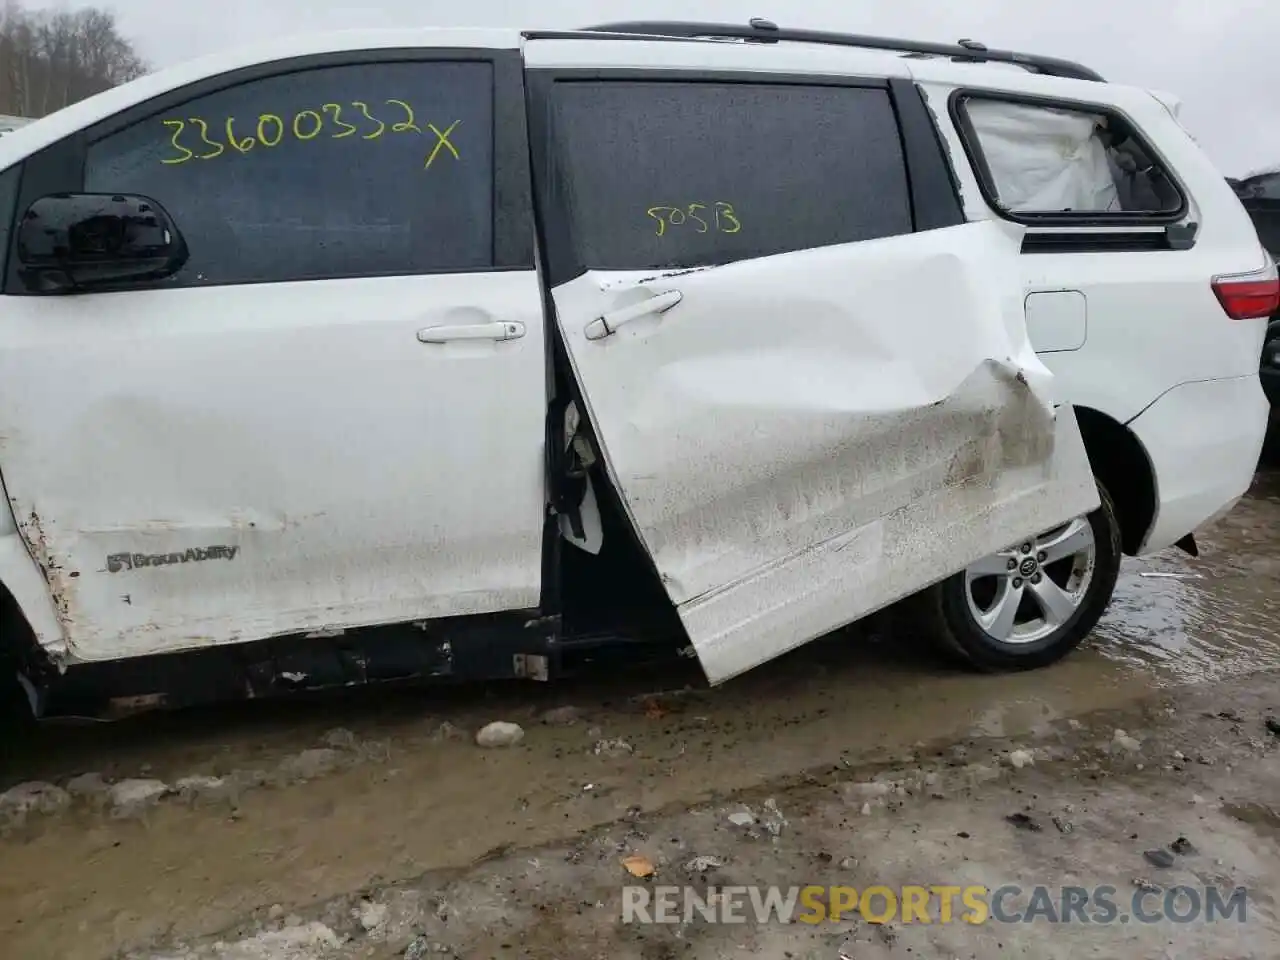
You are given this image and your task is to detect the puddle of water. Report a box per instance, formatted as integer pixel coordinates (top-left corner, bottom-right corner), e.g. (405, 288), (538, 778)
(1092, 475), (1280, 684)
(1223, 801), (1280, 830)
(967, 697), (1065, 738)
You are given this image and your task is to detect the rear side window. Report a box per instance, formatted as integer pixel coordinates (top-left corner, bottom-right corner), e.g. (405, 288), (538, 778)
(84, 60), (495, 287)
(547, 81), (913, 270)
(955, 96), (1182, 219)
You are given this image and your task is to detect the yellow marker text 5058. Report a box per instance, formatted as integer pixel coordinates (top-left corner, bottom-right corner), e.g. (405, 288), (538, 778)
(646, 202), (742, 237)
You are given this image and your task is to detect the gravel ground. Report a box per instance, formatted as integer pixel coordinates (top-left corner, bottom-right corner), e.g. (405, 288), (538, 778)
(1, 468), (1277, 960)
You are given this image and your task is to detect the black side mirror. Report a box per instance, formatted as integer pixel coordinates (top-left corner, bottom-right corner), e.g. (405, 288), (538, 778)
(16, 192), (188, 293)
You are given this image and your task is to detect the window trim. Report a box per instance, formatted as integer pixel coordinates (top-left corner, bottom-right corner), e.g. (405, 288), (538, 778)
(527, 68), (949, 288)
(947, 87), (1189, 229)
(4, 47), (533, 295)
(887, 78), (965, 234)
(0, 165), (20, 282)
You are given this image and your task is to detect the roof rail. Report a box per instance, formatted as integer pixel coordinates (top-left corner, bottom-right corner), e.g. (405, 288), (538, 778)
(577, 19), (1106, 83)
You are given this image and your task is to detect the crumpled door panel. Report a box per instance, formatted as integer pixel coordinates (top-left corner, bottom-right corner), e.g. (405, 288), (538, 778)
(553, 220), (1100, 684)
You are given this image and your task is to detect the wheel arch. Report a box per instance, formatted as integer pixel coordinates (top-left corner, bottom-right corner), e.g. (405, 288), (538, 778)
(0, 530), (65, 671)
(1073, 404), (1157, 556)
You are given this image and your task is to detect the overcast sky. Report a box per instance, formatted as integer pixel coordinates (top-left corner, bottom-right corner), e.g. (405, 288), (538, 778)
(34, 0), (1280, 176)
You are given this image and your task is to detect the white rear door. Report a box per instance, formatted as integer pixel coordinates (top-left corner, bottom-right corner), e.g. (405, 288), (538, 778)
(0, 45), (547, 661)
(526, 53), (1099, 683)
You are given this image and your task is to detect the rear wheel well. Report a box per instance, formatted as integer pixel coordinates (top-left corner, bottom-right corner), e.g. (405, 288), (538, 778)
(1074, 405), (1156, 556)
(0, 580), (45, 726)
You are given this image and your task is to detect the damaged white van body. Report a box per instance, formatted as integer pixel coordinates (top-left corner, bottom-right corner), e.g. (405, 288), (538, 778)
(0, 20), (1270, 717)
(552, 227), (1095, 683)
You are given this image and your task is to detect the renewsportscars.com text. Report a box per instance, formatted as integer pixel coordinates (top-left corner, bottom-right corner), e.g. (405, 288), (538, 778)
(621, 884), (1248, 926)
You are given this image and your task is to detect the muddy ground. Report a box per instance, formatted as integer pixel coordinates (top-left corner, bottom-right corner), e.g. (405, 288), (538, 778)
(1, 465), (1278, 960)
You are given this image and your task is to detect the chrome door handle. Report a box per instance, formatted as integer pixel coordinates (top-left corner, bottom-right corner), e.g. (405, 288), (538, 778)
(584, 290), (683, 341)
(417, 321), (526, 344)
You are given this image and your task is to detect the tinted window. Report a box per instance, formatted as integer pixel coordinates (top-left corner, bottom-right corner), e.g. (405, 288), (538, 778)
(85, 61), (494, 286)
(959, 97), (1182, 217)
(0, 165), (18, 280)
(547, 81), (912, 270)
(1245, 173), (1280, 201)
(1247, 205), (1280, 256)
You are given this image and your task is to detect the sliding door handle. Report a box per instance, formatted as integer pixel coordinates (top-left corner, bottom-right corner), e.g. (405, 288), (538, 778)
(585, 290), (683, 341)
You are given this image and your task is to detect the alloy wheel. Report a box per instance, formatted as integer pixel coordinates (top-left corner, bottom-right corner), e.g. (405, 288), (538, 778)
(963, 516), (1097, 645)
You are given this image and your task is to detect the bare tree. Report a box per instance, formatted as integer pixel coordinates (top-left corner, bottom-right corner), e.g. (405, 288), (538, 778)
(0, 1), (146, 118)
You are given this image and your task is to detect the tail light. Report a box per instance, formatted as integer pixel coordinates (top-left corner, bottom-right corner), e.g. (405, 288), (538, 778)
(1212, 258), (1280, 320)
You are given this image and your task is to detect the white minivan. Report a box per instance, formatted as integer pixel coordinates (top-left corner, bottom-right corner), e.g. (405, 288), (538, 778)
(0, 21), (1272, 718)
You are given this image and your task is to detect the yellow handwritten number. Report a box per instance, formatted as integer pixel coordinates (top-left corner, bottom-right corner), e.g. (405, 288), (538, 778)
(161, 120), (194, 164)
(646, 207), (671, 237)
(257, 114), (284, 147)
(293, 109), (322, 140)
(715, 201), (741, 234)
(385, 99), (421, 133)
(162, 101), (442, 164)
(188, 117), (224, 160)
(323, 103), (357, 138)
(224, 117), (256, 153)
(648, 206), (691, 236)
(425, 120), (462, 169)
(351, 101), (385, 140)
(650, 202), (741, 235)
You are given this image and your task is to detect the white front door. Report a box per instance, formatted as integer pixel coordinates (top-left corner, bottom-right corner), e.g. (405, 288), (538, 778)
(529, 65), (1099, 684)
(0, 50), (546, 661)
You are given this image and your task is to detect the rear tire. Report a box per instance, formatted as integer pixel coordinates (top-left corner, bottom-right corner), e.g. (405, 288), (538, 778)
(906, 481), (1122, 671)
(0, 664), (35, 772)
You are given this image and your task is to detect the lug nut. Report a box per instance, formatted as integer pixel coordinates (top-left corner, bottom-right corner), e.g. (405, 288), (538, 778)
(1021, 543), (1032, 554)
(1007, 559), (1017, 571)
(1012, 578), (1023, 588)
(1037, 551), (1047, 562)
(1031, 573), (1043, 584)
